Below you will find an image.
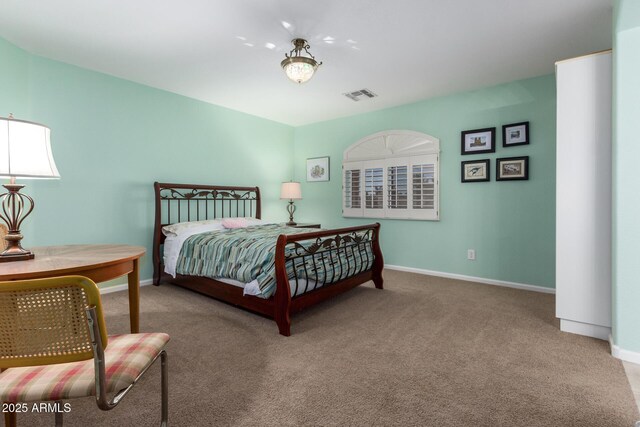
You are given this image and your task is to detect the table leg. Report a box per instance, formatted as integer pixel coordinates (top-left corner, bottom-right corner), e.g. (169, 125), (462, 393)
(4, 411), (17, 427)
(127, 258), (140, 333)
(2, 337), (16, 426)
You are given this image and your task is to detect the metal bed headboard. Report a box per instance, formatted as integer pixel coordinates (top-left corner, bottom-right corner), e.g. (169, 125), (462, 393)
(152, 182), (261, 284)
(154, 182), (261, 225)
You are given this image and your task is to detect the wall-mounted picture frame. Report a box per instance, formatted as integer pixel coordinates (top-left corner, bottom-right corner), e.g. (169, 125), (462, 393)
(461, 159), (490, 183)
(496, 156), (529, 181)
(306, 156), (330, 182)
(461, 127), (496, 155)
(502, 121), (529, 147)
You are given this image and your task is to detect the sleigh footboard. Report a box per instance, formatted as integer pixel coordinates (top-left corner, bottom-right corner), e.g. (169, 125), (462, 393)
(273, 223), (383, 336)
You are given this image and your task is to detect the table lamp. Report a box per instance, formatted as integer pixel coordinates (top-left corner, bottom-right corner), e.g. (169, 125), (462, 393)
(280, 181), (302, 226)
(0, 115), (60, 262)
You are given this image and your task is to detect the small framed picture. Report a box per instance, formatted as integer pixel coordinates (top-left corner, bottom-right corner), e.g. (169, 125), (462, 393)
(461, 127), (496, 155)
(306, 156), (330, 182)
(461, 159), (490, 183)
(496, 156), (529, 181)
(502, 122), (529, 147)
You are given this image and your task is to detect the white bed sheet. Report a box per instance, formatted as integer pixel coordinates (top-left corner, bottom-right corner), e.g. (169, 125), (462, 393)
(163, 227), (227, 277)
(217, 277), (320, 298)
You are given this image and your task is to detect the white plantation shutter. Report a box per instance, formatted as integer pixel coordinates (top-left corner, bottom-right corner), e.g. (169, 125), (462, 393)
(344, 170), (361, 208)
(343, 130), (439, 221)
(413, 164), (434, 209)
(387, 165), (408, 210)
(385, 161), (409, 219)
(410, 156), (438, 220)
(364, 168), (381, 209)
(343, 163), (363, 217)
(364, 164), (384, 216)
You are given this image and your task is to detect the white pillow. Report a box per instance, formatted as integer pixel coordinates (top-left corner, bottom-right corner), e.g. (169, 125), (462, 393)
(162, 217), (270, 237)
(221, 217), (280, 229)
(244, 218), (269, 226)
(162, 219), (225, 237)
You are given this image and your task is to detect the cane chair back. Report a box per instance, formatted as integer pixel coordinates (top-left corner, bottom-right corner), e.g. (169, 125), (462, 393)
(0, 276), (108, 369)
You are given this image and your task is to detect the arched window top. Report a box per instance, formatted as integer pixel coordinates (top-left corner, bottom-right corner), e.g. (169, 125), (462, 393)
(343, 130), (440, 162)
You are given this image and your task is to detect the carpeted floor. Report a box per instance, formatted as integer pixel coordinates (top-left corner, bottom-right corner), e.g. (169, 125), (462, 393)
(11, 270), (640, 426)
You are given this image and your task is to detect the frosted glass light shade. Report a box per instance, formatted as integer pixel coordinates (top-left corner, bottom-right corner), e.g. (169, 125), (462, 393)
(282, 58), (317, 84)
(280, 182), (302, 200)
(0, 117), (60, 179)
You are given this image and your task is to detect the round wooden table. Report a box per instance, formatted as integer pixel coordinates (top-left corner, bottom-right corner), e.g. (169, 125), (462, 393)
(0, 244), (145, 333)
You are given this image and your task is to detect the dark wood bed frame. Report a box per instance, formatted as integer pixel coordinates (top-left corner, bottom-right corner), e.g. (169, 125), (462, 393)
(153, 182), (384, 336)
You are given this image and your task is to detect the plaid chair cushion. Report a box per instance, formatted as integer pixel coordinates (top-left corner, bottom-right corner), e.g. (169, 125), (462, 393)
(0, 333), (169, 403)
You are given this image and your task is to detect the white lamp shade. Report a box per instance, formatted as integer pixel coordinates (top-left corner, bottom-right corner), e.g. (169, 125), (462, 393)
(0, 117), (60, 179)
(280, 182), (302, 200)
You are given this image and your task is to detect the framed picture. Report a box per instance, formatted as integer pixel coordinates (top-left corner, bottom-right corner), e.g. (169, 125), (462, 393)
(461, 159), (490, 183)
(502, 121), (529, 147)
(461, 127), (496, 155)
(306, 156), (330, 182)
(496, 156), (529, 181)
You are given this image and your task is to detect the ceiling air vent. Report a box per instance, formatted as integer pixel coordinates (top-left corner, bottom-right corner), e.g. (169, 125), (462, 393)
(343, 88), (377, 102)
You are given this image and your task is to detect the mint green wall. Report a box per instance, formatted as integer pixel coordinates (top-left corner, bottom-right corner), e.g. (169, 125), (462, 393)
(0, 39), (29, 116)
(612, 0), (640, 352)
(0, 38), (294, 282)
(614, 0), (640, 32)
(293, 75), (556, 288)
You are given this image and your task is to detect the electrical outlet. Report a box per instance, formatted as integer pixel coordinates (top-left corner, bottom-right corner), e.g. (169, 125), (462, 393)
(467, 249), (476, 260)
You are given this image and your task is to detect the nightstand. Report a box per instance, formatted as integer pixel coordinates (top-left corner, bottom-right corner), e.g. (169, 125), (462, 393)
(289, 223), (321, 229)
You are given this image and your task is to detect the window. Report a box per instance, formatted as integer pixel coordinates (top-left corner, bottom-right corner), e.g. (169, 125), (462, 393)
(342, 130), (440, 221)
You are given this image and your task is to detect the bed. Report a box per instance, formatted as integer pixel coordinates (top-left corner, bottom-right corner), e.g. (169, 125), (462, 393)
(152, 182), (384, 336)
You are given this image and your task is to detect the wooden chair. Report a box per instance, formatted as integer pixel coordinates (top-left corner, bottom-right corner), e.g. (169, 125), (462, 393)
(0, 276), (169, 426)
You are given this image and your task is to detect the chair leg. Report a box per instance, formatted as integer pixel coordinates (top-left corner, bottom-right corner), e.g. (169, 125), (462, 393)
(161, 350), (168, 427)
(55, 401), (64, 427)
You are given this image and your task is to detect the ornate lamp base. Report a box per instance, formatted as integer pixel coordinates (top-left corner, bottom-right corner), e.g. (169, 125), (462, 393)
(286, 200), (297, 226)
(0, 183), (35, 262)
(0, 250), (35, 262)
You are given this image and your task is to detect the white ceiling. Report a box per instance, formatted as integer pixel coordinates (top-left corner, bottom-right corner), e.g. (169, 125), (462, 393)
(0, 0), (612, 126)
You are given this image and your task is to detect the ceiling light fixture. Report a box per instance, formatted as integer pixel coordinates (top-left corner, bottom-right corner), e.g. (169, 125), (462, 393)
(280, 38), (322, 84)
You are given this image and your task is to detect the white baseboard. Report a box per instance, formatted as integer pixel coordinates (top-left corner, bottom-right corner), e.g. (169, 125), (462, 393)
(384, 264), (555, 294)
(99, 278), (153, 295)
(560, 319), (610, 340)
(610, 335), (640, 365)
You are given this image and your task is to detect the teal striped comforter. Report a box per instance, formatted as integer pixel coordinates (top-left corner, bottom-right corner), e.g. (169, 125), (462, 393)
(175, 224), (373, 298)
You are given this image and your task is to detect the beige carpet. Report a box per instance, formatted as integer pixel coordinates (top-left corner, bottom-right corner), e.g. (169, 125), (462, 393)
(12, 270), (640, 426)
